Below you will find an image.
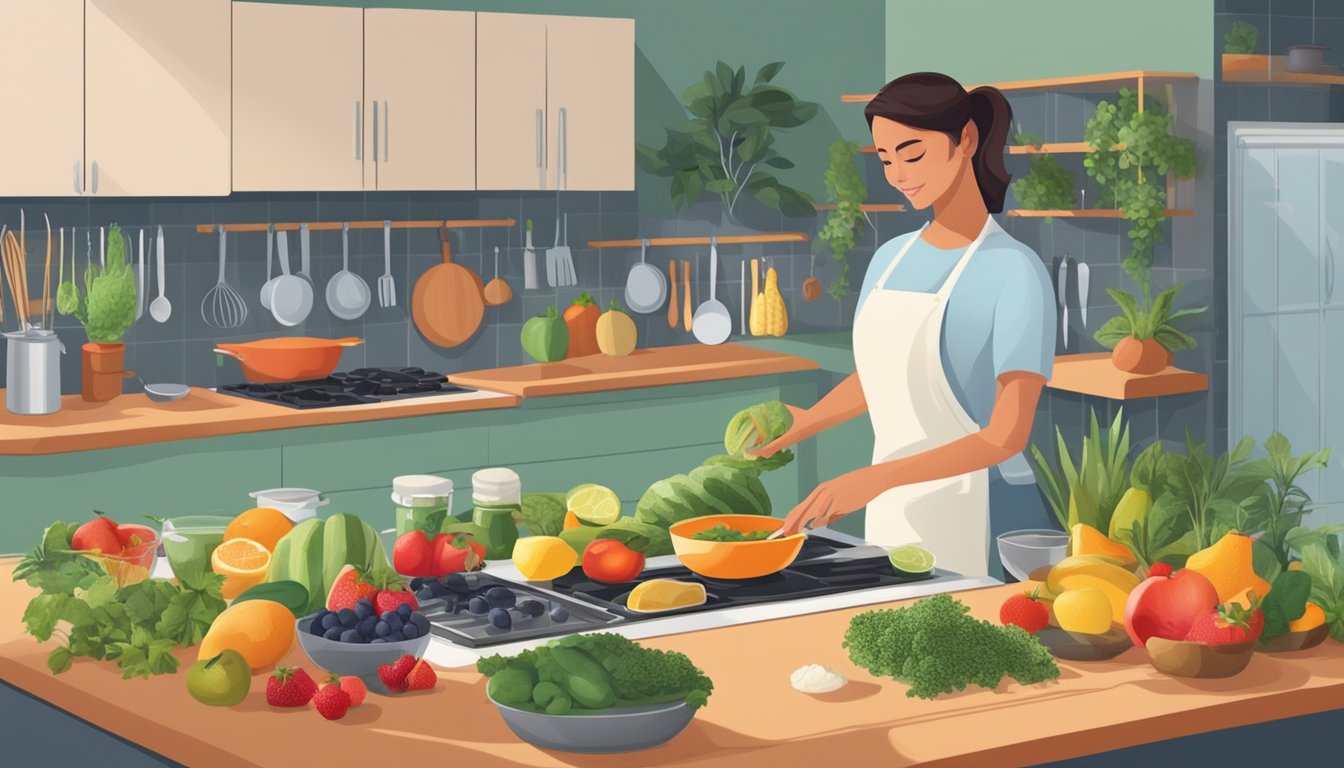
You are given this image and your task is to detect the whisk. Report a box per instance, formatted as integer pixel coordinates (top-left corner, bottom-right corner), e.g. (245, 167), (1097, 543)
(202, 224), (247, 329)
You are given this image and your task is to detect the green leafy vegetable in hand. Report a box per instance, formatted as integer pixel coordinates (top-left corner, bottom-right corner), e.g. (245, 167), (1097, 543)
(724, 400), (793, 460)
(843, 594), (1059, 700)
(58, 224), (137, 343)
(520, 493), (568, 537)
(691, 525), (771, 542)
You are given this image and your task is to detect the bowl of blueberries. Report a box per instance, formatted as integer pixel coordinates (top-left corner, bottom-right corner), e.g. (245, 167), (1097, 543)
(297, 598), (432, 694)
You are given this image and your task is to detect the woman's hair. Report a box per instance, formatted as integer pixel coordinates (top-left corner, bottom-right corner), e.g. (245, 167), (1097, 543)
(864, 72), (1012, 212)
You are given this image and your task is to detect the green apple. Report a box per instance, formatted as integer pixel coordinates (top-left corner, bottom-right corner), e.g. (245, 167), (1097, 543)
(186, 650), (250, 706)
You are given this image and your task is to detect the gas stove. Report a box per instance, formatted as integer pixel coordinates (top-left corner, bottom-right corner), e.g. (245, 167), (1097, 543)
(217, 367), (476, 409)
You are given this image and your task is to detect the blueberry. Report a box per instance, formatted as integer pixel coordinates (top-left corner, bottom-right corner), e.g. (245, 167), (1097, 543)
(515, 600), (545, 618)
(308, 615), (328, 636)
(402, 622), (421, 639)
(354, 601), (373, 620)
(357, 616), (378, 638)
(388, 615), (406, 633)
(410, 577), (428, 591)
(468, 596), (490, 615)
(339, 628), (362, 643)
(488, 608), (512, 630)
(485, 587), (516, 609)
(396, 603), (413, 620)
(416, 586), (436, 601)
(549, 605), (569, 623)
(375, 620), (391, 638)
(380, 609), (397, 622)
(443, 573), (469, 593)
(411, 613), (431, 634)
(370, 638), (387, 644)
(321, 613), (341, 631)
(338, 608), (357, 627)
(429, 581), (449, 597)
(323, 626), (343, 641)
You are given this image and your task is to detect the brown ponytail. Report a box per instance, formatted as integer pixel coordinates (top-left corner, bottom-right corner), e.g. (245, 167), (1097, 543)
(865, 73), (1014, 212)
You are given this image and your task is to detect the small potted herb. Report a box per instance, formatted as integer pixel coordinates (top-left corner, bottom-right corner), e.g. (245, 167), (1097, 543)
(58, 224), (137, 401)
(1093, 284), (1205, 374)
(1223, 21), (1262, 78)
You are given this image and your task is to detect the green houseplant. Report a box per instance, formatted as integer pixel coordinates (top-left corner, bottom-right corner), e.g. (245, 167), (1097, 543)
(1224, 21), (1259, 55)
(58, 224), (137, 402)
(637, 61), (818, 222)
(1093, 283), (1206, 373)
(817, 140), (872, 300)
(1009, 126), (1075, 217)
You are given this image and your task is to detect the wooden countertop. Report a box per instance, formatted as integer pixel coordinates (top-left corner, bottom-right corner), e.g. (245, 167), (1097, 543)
(449, 343), (819, 397)
(3, 561), (1341, 768)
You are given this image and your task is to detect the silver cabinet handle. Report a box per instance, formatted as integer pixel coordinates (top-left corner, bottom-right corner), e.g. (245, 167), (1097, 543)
(382, 101), (389, 162)
(558, 107), (568, 190)
(354, 100), (362, 160)
(91, 160), (99, 194)
(73, 161), (83, 195)
(1328, 238), (1337, 303)
(535, 108), (544, 189)
(372, 100), (379, 164)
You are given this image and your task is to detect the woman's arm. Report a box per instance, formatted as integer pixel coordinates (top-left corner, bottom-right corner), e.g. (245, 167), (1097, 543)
(753, 372), (869, 457)
(777, 370), (1046, 535)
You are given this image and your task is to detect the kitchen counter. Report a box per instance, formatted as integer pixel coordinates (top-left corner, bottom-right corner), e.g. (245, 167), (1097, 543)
(3, 560), (1341, 768)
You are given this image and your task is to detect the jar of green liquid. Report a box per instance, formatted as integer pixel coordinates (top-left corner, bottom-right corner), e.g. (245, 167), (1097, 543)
(392, 475), (454, 537)
(471, 468), (521, 560)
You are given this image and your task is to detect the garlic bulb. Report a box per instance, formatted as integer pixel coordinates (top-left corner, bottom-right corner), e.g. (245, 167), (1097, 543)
(790, 664), (847, 693)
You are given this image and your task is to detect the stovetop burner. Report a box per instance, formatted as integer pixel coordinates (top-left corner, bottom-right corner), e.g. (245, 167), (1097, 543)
(217, 367), (476, 409)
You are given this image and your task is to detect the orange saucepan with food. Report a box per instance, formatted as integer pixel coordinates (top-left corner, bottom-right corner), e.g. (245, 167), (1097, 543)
(213, 337), (363, 383)
(668, 514), (805, 579)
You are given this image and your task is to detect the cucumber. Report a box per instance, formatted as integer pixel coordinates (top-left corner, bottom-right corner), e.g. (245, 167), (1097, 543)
(232, 581), (310, 614)
(550, 646), (616, 709)
(267, 518), (325, 614)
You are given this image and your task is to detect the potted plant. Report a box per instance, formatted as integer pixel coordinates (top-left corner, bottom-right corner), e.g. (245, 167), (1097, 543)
(637, 61), (818, 225)
(58, 223), (136, 402)
(1093, 284), (1205, 374)
(1222, 20), (1261, 76)
(816, 140), (872, 300)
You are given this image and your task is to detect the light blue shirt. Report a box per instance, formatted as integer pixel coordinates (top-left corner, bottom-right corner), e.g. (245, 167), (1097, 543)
(856, 228), (1056, 433)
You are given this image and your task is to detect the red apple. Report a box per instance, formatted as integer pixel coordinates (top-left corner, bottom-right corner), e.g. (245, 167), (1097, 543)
(71, 511), (122, 554)
(1124, 568), (1220, 647)
(116, 524), (158, 557)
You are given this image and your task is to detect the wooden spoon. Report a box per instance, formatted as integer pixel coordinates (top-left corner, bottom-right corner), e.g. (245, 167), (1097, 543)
(667, 259), (679, 328)
(682, 260), (693, 332)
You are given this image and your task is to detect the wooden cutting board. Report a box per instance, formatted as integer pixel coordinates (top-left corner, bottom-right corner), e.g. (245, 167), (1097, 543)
(412, 225), (485, 347)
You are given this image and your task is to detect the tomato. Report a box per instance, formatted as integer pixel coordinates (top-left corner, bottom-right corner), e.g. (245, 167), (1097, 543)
(1123, 568), (1220, 646)
(581, 538), (645, 584)
(431, 533), (485, 576)
(393, 530), (435, 577)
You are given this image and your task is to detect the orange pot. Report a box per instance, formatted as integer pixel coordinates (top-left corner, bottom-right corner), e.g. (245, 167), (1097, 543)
(668, 514), (805, 579)
(1112, 337), (1171, 375)
(213, 337), (362, 383)
(81, 343), (135, 402)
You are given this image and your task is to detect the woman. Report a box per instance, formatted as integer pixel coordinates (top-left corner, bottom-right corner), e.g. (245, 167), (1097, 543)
(761, 72), (1056, 578)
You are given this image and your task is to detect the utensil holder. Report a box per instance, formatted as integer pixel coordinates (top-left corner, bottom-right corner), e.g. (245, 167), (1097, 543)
(6, 330), (64, 415)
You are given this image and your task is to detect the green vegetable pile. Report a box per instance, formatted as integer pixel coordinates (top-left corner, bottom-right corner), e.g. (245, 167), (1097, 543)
(58, 223), (137, 343)
(477, 633), (713, 714)
(14, 521), (227, 678)
(843, 594), (1059, 700)
(692, 526), (770, 542)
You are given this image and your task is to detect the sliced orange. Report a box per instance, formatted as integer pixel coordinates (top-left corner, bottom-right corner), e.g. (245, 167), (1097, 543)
(211, 538), (271, 600)
(224, 507), (293, 552)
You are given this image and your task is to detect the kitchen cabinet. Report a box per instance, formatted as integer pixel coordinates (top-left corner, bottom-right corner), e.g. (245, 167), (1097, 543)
(477, 13), (634, 191)
(85, 0), (231, 197)
(0, 1), (84, 197)
(363, 9), (476, 191)
(232, 2), (365, 192)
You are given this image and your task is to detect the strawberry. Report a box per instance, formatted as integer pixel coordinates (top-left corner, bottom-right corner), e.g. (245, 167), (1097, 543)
(377, 654), (417, 693)
(313, 678), (352, 721)
(266, 667), (316, 708)
(326, 564), (379, 612)
(431, 533), (485, 576)
(393, 530), (435, 578)
(338, 676), (367, 708)
(999, 588), (1050, 634)
(374, 587), (419, 615)
(404, 659), (437, 692)
(1147, 562), (1174, 578)
(1184, 593), (1264, 645)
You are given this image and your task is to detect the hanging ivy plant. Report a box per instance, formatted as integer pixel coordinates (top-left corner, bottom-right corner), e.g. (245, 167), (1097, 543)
(1011, 155), (1075, 213)
(1083, 89), (1197, 299)
(817, 140), (871, 300)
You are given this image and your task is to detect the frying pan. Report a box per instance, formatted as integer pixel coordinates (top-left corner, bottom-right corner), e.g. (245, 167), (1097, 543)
(412, 225), (485, 347)
(668, 514), (805, 579)
(624, 238), (667, 313)
(213, 336), (363, 383)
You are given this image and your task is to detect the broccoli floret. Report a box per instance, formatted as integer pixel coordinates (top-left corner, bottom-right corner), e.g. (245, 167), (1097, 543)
(843, 594), (1059, 700)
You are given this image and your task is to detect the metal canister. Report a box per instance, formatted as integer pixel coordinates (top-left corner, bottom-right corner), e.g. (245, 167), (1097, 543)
(5, 330), (63, 415)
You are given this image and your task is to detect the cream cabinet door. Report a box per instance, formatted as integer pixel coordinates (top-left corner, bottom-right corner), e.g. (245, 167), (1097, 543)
(233, 3), (365, 192)
(365, 9), (475, 191)
(0, 0), (84, 197)
(477, 13), (548, 191)
(546, 16), (634, 191)
(85, 0), (231, 197)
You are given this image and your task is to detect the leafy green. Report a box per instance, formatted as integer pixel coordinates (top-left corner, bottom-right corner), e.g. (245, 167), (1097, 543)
(1012, 154), (1075, 215)
(843, 594), (1059, 700)
(702, 451), (794, 473)
(1295, 530), (1344, 642)
(1246, 433), (1331, 570)
(817, 140), (870, 299)
(1259, 570), (1312, 643)
(691, 525), (771, 542)
(1093, 283), (1206, 351)
(519, 492), (568, 537)
(1028, 408), (1130, 532)
(57, 224), (136, 343)
(724, 400), (793, 458)
(1225, 20), (1259, 55)
(1162, 433), (1271, 550)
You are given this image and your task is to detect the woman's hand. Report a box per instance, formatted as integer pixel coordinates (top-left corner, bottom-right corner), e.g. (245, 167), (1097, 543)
(750, 404), (809, 458)
(777, 464), (892, 536)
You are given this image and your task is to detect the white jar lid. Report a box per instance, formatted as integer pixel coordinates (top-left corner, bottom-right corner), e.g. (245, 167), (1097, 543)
(392, 475), (454, 506)
(472, 467), (520, 491)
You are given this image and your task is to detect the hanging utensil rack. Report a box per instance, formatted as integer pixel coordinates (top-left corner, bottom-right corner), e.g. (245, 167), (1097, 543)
(194, 218), (516, 234)
(588, 232), (809, 249)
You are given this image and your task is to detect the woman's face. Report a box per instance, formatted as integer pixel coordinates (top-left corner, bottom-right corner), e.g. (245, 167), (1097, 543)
(870, 116), (976, 210)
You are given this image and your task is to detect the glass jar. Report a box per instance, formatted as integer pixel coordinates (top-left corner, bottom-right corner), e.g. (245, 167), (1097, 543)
(471, 468), (521, 560)
(392, 475), (454, 537)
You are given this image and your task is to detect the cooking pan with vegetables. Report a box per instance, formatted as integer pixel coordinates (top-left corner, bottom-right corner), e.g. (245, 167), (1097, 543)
(668, 514), (804, 579)
(213, 336), (362, 383)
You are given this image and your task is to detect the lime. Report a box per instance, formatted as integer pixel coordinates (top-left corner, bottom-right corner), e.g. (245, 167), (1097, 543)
(566, 484), (622, 526)
(512, 535), (579, 581)
(888, 545), (935, 576)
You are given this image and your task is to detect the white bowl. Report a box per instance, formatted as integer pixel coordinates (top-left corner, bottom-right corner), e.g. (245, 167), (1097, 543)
(997, 529), (1069, 581)
(249, 487), (327, 522)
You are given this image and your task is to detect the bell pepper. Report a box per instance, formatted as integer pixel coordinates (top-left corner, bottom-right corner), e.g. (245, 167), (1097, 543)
(596, 300), (638, 357)
(563, 292), (601, 357)
(521, 306), (569, 362)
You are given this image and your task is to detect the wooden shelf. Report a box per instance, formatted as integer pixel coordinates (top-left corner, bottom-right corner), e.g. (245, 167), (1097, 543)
(1047, 353), (1208, 400)
(1007, 208), (1194, 219)
(841, 70), (1199, 102)
(587, 232), (809, 249)
(861, 142), (1125, 155)
(814, 203), (905, 212)
(1221, 54), (1344, 85)
(195, 219), (515, 235)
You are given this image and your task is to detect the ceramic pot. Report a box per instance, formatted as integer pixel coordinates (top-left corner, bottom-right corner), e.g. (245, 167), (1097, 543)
(1286, 44), (1329, 73)
(81, 342), (134, 402)
(1112, 337), (1171, 375)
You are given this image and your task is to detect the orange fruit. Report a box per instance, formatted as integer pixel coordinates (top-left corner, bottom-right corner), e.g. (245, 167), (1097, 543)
(224, 507), (293, 552)
(1070, 523), (1138, 568)
(1288, 601), (1327, 633)
(1185, 531), (1271, 603)
(198, 599), (296, 671)
(211, 538), (271, 600)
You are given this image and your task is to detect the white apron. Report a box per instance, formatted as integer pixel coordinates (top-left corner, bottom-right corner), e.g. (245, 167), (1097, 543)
(853, 217), (1001, 577)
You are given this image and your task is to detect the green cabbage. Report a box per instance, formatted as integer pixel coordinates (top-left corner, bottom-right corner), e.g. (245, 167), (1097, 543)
(724, 400), (793, 461)
(520, 492), (567, 536)
(635, 466), (770, 529)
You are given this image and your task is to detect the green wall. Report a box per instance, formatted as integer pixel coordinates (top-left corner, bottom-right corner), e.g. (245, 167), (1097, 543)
(883, 0), (1213, 85)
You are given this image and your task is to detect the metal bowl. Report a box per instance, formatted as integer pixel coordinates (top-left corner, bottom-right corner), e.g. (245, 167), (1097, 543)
(144, 383), (189, 402)
(296, 614), (430, 694)
(488, 692), (696, 753)
(668, 514), (804, 579)
(997, 529), (1070, 582)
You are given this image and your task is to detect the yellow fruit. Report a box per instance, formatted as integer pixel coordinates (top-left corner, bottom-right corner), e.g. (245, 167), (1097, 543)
(224, 507), (293, 552)
(1289, 602), (1327, 632)
(211, 538), (271, 600)
(1108, 487), (1151, 540)
(1046, 555), (1141, 624)
(198, 599), (296, 671)
(1071, 523), (1138, 568)
(627, 579), (707, 613)
(512, 536), (578, 581)
(1185, 531), (1271, 603)
(1053, 588), (1113, 634)
(566, 484), (622, 526)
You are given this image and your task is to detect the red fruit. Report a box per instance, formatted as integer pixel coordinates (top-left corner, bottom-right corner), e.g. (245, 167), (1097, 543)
(313, 679), (351, 721)
(266, 667), (316, 708)
(431, 533), (485, 576)
(116, 524), (158, 554)
(338, 676), (367, 707)
(581, 538), (645, 584)
(377, 654), (417, 693)
(71, 511), (122, 554)
(393, 530), (435, 578)
(1123, 568), (1220, 647)
(999, 589), (1050, 634)
(1184, 594), (1264, 645)
(374, 588), (418, 615)
(326, 565), (379, 612)
(405, 659), (437, 691)
(1147, 562), (1174, 578)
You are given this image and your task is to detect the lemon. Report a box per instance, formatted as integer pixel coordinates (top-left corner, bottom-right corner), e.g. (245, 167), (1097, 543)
(198, 599), (296, 671)
(512, 536), (579, 581)
(627, 579), (706, 613)
(1053, 587), (1112, 634)
(888, 545), (935, 576)
(566, 484), (622, 526)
